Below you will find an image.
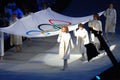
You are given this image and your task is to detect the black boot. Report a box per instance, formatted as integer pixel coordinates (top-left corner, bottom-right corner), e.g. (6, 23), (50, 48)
(62, 60), (67, 70)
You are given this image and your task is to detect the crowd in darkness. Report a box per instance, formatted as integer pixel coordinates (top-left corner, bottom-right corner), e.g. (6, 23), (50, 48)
(0, 0), (56, 26)
(0, 0), (72, 27)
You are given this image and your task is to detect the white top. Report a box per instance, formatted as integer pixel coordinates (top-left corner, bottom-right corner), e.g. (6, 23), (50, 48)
(57, 31), (74, 59)
(104, 8), (116, 23)
(88, 20), (102, 43)
(88, 20), (102, 31)
(104, 8), (117, 33)
(74, 28), (89, 45)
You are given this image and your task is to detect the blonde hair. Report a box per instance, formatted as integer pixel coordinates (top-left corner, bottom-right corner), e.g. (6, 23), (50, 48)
(61, 25), (69, 33)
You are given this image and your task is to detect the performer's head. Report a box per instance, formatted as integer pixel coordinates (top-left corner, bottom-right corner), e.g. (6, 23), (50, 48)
(61, 25), (69, 33)
(11, 13), (17, 19)
(108, 3), (114, 9)
(93, 13), (100, 20)
(78, 23), (84, 30)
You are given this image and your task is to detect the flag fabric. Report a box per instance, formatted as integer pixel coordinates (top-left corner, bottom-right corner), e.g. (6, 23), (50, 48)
(0, 8), (104, 38)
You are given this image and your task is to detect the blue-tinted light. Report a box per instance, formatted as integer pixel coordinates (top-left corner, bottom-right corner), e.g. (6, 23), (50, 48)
(96, 76), (100, 80)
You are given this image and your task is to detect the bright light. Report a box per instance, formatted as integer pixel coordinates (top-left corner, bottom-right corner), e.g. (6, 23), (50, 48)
(43, 54), (81, 67)
(110, 44), (116, 51)
(30, 44), (116, 67)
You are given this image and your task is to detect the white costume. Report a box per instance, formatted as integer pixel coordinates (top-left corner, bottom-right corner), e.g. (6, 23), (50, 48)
(9, 17), (22, 46)
(74, 28), (89, 61)
(104, 8), (116, 33)
(74, 28), (89, 53)
(57, 31), (74, 59)
(88, 20), (102, 50)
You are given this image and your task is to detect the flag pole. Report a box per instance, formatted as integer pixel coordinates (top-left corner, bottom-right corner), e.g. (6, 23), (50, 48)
(0, 32), (4, 61)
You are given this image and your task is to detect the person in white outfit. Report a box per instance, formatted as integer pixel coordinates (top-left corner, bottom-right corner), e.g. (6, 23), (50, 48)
(74, 23), (89, 61)
(88, 13), (102, 51)
(9, 13), (23, 53)
(57, 26), (74, 70)
(104, 2), (117, 41)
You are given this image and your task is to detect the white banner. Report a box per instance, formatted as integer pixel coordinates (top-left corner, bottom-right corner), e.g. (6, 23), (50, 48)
(0, 8), (104, 38)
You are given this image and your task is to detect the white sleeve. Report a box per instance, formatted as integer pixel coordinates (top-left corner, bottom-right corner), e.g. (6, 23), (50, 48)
(103, 9), (107, 17)
(114, 9), (117, 24)
(88, 20), (92, 27)
(99, 21), (102, 31)
(57, 31), (62, 43)
(70, 38), (74, 49)
(88, 20), (94, 28)
(73, 30), (77, 37)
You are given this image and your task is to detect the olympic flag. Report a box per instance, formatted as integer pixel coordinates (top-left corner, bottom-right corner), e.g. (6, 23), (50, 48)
(0, 8), (104, 38)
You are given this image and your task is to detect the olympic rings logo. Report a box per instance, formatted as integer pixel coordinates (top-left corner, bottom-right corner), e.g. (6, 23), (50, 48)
(26, 19), (72, 36)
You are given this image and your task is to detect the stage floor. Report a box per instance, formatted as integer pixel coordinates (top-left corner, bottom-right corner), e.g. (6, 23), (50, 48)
(0, 33), (120, 80)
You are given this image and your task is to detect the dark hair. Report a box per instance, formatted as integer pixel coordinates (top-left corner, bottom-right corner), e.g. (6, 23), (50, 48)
(93, 13), (100, 20)
(78, 23), (84, 28)
(12, 13), (17, 16)
(108, 2), (116, 8)
(109, 2), (114, 6)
